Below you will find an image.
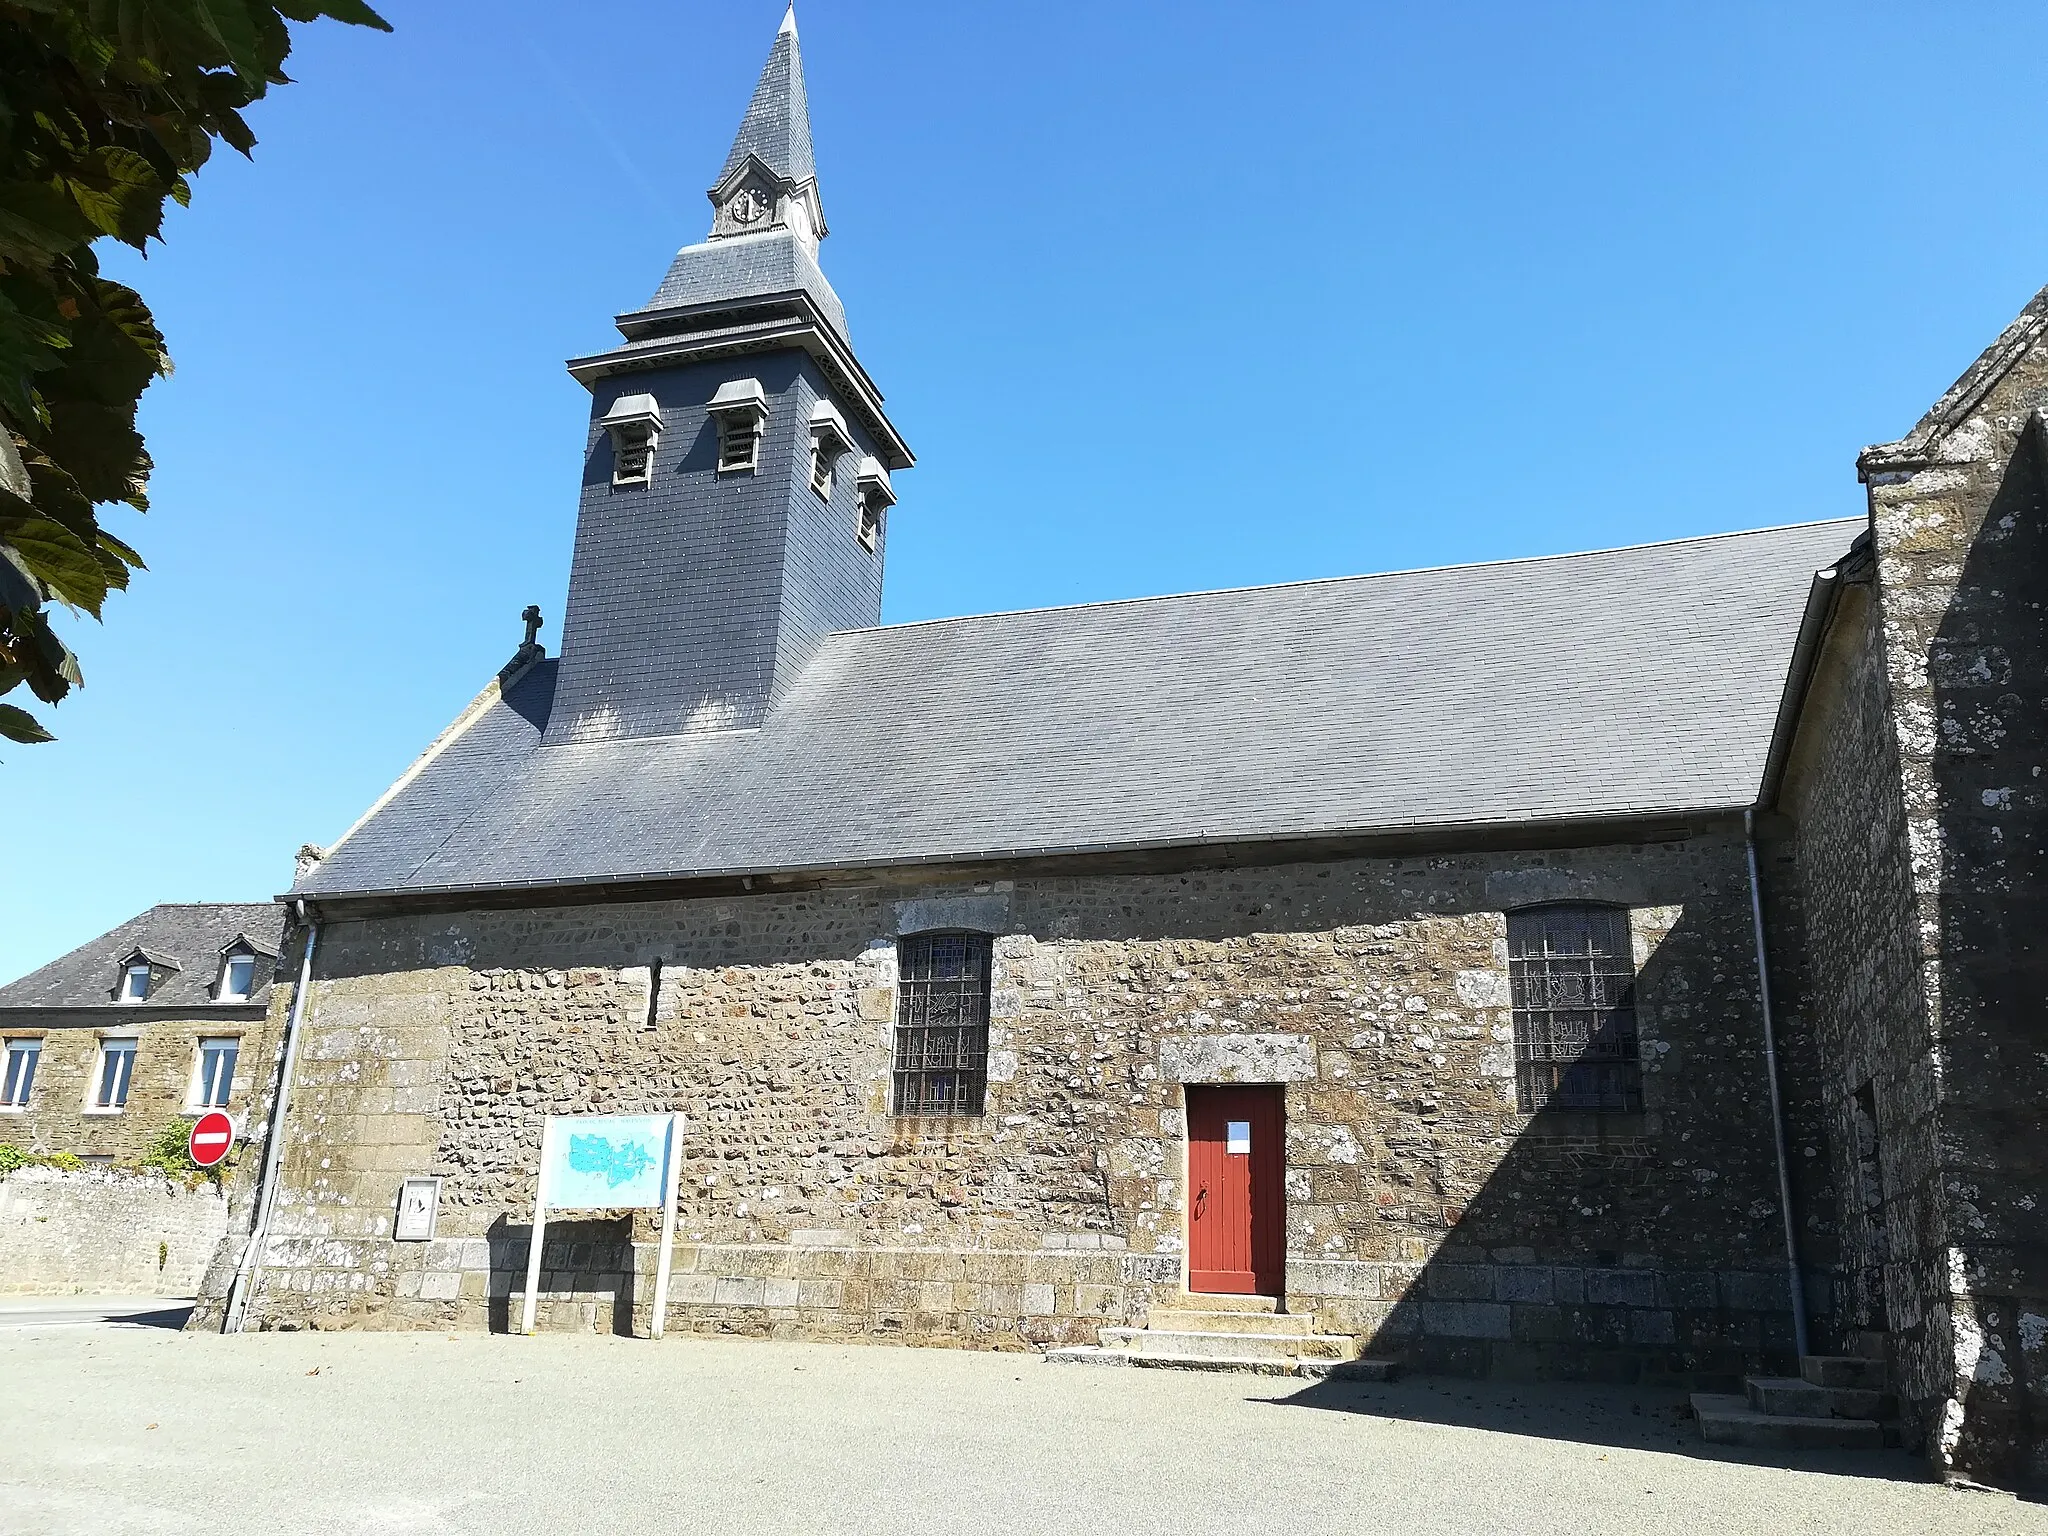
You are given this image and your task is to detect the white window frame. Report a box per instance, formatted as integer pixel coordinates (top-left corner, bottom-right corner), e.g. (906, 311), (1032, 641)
(189, 1036), (240, 1111)
(120, 962), (151, 1002)
(1, 1038), (40, 1110)
(85, 1036), (138, 1114)
(217, 951), (257, 1002)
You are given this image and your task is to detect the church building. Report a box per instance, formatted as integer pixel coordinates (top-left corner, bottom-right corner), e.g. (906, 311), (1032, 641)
(191, 10), (2048, 1491)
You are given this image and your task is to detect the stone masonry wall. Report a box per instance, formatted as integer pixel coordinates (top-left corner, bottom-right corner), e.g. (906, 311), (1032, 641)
(1774, 577), (1944, 1421)
(207, 832), (1807, 1383)
(0, 1164), (229, 1294)
(0, 1010), (272, 1162)
(1859, 327), (2048, 1487)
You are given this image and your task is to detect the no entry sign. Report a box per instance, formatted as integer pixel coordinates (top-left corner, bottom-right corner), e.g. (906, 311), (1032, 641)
(188, 1111), (235, 1168)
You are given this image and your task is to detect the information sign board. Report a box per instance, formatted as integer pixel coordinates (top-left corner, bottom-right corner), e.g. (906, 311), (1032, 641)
(521, 1113), (682, 1338)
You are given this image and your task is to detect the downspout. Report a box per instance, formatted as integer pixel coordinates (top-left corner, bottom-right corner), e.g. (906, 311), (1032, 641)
(223, 901), (320, 1334)
(1744, 808), (1811, 1360)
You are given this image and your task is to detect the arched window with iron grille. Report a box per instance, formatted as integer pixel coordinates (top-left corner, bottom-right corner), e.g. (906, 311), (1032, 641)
(1507, 903), (1643, 1113)
(891, 932), (992, 1117)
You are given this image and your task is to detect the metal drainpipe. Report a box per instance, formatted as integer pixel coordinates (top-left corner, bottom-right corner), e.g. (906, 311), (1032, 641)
(1744, 808), (1811, 1359)
(223, 902), (320, 1334)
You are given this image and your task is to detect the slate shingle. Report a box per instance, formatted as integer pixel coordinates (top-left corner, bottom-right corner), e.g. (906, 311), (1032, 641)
(0, 904), (285, 1007)
(299, 519), (1863, 899)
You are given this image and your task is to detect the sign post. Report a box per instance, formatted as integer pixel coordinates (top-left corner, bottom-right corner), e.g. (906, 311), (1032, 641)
(188, 1110), (235, 1169)
(520, 1113), (681, 1338)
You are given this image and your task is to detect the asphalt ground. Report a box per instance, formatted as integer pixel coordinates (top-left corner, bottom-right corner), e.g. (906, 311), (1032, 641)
(0, 1318), (2039, 1535)
(0, 1295), (193, 1333)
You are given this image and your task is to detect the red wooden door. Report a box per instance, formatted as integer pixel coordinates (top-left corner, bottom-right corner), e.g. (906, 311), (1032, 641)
(1186, 1085), (1285, 1296)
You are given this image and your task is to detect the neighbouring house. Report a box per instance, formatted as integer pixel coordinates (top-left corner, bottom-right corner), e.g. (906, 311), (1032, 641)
(0, 903), (283, 1294)
(0, 903), (283, 1160)
(182, 9), (2045, 1492)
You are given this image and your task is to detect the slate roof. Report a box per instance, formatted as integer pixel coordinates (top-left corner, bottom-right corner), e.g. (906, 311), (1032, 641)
(297, 519), (1863, 901)
(717, 8), (814, 191)
(0, 904), (284, 1009)
(625, 228), (849, 345)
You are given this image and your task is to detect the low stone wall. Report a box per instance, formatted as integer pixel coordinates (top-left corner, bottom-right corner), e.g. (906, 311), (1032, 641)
(0, 1165), (229, 1295)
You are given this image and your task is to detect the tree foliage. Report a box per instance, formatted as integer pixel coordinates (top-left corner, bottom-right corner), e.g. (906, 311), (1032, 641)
(0, 0), (389, 747)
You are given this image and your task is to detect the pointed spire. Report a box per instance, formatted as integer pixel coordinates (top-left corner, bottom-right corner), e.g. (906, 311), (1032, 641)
(714, 9), (815, 195)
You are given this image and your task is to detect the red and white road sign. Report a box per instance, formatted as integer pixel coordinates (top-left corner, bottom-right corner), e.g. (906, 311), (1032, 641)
(188, 1111), (235, 1168)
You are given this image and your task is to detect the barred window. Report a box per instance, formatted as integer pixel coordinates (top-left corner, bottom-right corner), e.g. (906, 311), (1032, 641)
(1508, 904), (1642, 1113)
(892, 932), (991, 1116)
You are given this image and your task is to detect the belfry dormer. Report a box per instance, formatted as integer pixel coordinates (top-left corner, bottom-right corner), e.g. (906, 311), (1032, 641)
(543, 7), (912, 747)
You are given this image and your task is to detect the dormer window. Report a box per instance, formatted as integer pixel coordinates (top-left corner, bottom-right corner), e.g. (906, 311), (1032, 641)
(120, 962), (151, 1003)
(598, 393), (663, 486)
(808, 400), (853, 499)
(855, 457), (894, 551)
(709, 378), (769, 474)
(217, 950), (257, 1002)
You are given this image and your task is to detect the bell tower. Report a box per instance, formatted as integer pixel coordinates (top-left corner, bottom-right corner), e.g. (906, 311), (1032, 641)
(544, 7), (912, 746)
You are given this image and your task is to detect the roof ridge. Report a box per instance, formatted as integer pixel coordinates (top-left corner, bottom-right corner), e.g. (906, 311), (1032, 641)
(847, 517), (1867, 637)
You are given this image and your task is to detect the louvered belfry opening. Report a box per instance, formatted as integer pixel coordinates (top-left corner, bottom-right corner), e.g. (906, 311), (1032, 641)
(892, 932), (992, 1116)
(1507, 904), (1643, 1113)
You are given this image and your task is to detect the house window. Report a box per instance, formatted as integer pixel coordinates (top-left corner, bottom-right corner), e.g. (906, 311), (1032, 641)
(708, 378), (769, 474)
(218, 953), (256, 1001)
(2, 1040), (39, 1108)
(120, 962), (151, 1002)
(1507, 904), (1642, 1113)
(891, 932), (992, 1117)
(192, 1037), (240, 1110)
(91, 1039), (138, 1111)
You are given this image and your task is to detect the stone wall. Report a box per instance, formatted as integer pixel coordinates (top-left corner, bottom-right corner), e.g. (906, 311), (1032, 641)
(1774, 574), (1947, 1430)
(0, 1009), (271, 1161)
(0, 1164), (229, 1294)
(1852, 321), (2048, 1487)
(204, 830), (1812, 1384)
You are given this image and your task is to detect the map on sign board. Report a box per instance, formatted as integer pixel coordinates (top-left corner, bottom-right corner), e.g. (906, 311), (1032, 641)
(540, 1114), (674, 1210)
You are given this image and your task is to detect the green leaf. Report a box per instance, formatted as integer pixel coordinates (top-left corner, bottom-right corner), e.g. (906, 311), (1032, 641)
(45, 401), (148, 505)
(97, 528), (147, 569)
(275, 1), (393, 30)
(0, 703), (55, 745)
(64, 146), (171, 247)
(4, 517), (109, 616)
(0, 545), (43, 614)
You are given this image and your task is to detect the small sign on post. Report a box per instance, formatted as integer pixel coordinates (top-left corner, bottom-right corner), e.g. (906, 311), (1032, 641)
(520, 1113), (682, 1339)
(188, 1111), (235, 1168)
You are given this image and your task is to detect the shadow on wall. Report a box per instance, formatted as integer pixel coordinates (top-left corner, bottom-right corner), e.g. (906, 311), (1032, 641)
(1327, 900), (1821, 1392)
(1923, 413), (2048, 1486)
(484, 1213), (636, 1337)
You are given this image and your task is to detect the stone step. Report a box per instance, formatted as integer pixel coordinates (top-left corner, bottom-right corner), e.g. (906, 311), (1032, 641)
(1800, 1355), (1888, 1391)
(1691, 1393), (1885, 1451)
(1099, 1327), (1357, 1364)
(1143, 1307), (1316, 1337)
(1153, 1293), (1279, 1314)
(1745, 1376), (1897, 1421)
(1046, 1346), (1397, 1381)
(1843, 1329), (1892, 1362)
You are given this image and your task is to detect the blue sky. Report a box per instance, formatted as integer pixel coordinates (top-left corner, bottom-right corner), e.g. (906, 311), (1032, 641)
(5, 0), (2045, 982)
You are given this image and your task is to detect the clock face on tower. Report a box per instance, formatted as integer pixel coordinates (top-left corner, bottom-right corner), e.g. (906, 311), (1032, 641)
(728, 186), (771, 224)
